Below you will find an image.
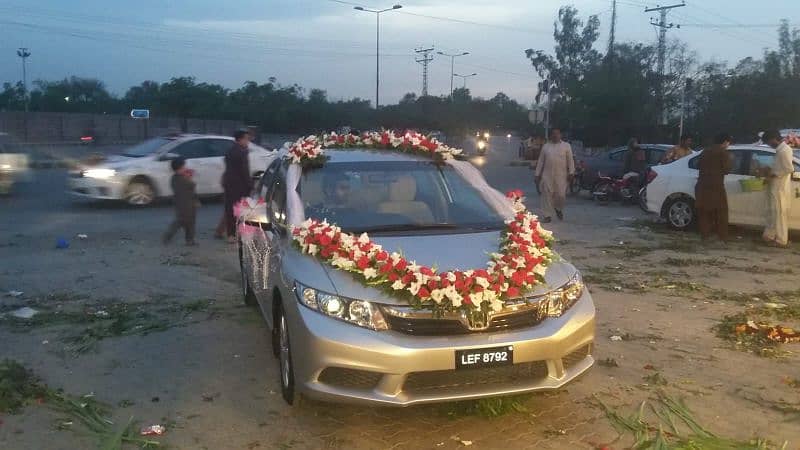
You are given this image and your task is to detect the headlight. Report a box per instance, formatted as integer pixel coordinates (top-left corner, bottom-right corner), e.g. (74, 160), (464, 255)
(294, 282), (388, 330)
(545, 272), (584, 318)
(83, 168), (116, 179)
(0, 164), (11, 170)
(483, 132), (490, 139)
(477, 141), (487, 150)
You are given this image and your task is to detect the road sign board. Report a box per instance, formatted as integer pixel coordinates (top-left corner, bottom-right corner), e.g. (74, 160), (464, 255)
(130, 109), (150, 119)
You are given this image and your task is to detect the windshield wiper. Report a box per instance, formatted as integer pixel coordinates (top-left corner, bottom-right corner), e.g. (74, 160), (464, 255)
(348, 223), (461, 233)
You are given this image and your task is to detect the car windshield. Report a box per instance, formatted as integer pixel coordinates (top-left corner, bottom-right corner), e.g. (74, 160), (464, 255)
(121, 137), (171, 157)
(300, 160), (505, 233)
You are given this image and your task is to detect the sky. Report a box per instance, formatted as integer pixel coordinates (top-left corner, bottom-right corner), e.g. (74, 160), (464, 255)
(0, 0), (795, 106)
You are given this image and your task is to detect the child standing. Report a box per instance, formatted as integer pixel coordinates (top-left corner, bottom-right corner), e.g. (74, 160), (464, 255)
(163, 157), (198, 246)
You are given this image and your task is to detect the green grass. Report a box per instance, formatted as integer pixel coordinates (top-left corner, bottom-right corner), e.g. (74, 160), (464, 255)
(597, 392), (787, 450)
(0, 359), (160, 449)
(439, 394), (532, 418)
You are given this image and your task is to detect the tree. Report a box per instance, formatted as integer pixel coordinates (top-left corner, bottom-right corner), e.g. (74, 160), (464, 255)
(0, 82), (26, 111)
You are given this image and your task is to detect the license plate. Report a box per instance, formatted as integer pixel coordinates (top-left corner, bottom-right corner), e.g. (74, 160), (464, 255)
(455, 345), (514, 370)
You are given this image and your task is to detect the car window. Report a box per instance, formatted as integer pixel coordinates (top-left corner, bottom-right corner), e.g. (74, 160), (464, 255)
(268, 169), (287, 226)
(173, 139), (215, 159)
(647, 149), (665, 165)
(609, 150), (625, 161)
(207, 139), (231, 157)
(688, 150), (748, 175)
(257, 159), (281, 200)
(748, 151), (774, 176)
(300, 161), (504, 232)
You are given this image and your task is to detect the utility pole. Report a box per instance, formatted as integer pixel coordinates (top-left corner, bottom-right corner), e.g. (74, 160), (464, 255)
(437, 51), (469, 98)
(415, 46), (434, 97)
(645, 2), (684, 125)
(16, 47), (31, 112)
(607, 0), (617, 57)
(353, 4), (403, 109)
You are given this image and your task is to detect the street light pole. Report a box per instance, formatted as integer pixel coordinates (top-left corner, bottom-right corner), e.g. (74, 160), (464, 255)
(453, 72), (477, 89)
(354, 4), (402, 109)
(437, 51), (469, 98)
(16, 47), (31, 113)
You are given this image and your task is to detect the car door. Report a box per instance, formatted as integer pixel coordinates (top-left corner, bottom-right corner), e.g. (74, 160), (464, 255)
(205, 139), (233, 195)
(170, 139), (217, 195)
(724, 149), (759, 226)
(259, 162), (289, 326)
(789, 161), (800, 229)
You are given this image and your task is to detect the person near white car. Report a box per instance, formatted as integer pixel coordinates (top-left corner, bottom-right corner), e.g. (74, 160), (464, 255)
(695, 133), (733, 241)
(761, 129), (794, 247)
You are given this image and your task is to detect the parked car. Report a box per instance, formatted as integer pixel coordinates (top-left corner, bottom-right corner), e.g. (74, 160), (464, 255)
(580, 144), (673, 187)
(68, 134), (275, 205)
(237, 149), (595, 406)
(645, 144), (800, 230)
(0, 133), (30, 195)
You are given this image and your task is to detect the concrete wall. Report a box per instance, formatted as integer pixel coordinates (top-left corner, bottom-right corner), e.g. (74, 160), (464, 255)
(0, 112), (243, 144)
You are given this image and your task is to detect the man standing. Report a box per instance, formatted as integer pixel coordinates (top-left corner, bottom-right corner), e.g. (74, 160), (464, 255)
(695, 133), (733, 241)
(761, 130), (794, 248)
(662, 134), (694, 163)
(221, 130), (253, 243)
(535, 128), (574, 222)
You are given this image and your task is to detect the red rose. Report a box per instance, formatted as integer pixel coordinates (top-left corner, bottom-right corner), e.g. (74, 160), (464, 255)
(420, 267), (434, 276)
(507, 287), (520, 298)
(357, 256), (370, 270)
(418, 287), (431, 298)
(427, 280), (438, 290)
(376, 251), (389, 261)
(394, 259), (408, 271)
(402, 273), (415, 284)
(388, 272), (399, 281)
(318, 234), (332, 246)
(381, 133), (390, 146)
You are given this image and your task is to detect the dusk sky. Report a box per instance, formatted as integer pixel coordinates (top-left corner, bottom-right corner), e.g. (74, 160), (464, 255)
(0, 0), (794, 106)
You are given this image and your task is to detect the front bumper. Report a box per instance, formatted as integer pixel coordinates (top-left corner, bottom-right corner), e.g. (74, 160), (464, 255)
(67, 174), (125, 200)
(288, 290), (595, 406)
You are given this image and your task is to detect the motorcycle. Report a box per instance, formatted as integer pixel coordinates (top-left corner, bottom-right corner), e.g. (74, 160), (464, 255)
(592, 172), (641, 204)
(476, 131), (490, 155)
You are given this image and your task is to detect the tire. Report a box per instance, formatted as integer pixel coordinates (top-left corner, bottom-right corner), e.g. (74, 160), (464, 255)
(592, 181), (612, 202)
(638, 187), (649, 212)
(664, 197), (695, 230)
(238, 242), (258, 306)
(276, 302), (296, 405)
(124, 179), (155, 206)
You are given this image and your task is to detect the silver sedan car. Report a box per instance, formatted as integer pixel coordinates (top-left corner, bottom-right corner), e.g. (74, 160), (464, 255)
(238, 149), (595, 406)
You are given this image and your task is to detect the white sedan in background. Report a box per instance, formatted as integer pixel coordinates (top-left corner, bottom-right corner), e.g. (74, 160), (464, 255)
(645, 145), (800, 230)
(69, 134), (275, 205)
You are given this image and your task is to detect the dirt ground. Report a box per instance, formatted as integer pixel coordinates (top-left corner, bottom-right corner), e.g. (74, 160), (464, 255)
(1, 158), (799, 449)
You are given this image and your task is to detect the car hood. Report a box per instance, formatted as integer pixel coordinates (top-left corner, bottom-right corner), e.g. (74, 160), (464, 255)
(77, 154), (143, 170)
(285, 230), (577, 306)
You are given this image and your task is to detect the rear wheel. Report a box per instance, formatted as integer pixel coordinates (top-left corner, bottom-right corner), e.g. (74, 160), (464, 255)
(592, 181), (612, 202)
(238, 242), (257, 306)
(124, 179), (155, 206)
(638, 187), (649, 212)
(664, 197), (695, 230)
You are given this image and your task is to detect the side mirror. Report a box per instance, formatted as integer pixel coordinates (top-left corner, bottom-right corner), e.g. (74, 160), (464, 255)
(792, 172), (800, 181)
(159, 152), (179, 161)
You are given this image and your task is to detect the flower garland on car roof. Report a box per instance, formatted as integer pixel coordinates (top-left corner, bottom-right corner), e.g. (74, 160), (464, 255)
(278, 131), (557, 315)
(286, 130), (462, 166)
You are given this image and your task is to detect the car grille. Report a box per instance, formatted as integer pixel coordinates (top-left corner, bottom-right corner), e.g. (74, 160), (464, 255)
(562, 344), (591, 369)
(383, 303), (547, 336)
(318, 367), (382, 390)
(403, 361), (549, 395)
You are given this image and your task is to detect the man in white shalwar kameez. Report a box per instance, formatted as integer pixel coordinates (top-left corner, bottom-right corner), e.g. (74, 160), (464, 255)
(761, 130), (794, 247)
(535, 128), (575, 222)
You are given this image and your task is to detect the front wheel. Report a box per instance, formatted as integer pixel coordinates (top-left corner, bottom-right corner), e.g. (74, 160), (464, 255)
(664, 197), (695, 230)
(592, 181), (612, 202)
(276, 303), (296, 405)
(124, 179), (155, 206)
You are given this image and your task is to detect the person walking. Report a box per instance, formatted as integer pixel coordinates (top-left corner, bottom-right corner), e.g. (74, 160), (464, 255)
(219, 130), (253, 243)
(695, 133), (733, 241)
(162, 157), (198, 246)
(535, 128), (575, 222)
(761, 129), (794, 248)
(662, 134), (694, 163)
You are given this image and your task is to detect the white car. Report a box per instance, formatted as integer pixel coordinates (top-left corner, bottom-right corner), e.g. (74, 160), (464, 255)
(645, 145), (800, 230)
(69, 134), (276, 205)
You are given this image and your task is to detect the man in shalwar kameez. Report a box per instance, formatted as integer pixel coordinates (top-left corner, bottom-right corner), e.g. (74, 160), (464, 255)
(535, 128), (575, 223)
(761, 130), (794, 248)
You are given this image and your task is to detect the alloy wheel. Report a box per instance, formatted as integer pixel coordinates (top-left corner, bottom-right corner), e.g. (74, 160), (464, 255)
(668, 200), (692, 228)
(126, 182), (154, 205)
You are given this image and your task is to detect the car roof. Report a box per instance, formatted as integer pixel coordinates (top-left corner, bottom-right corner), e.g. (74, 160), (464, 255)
(174, 134), (233, 140)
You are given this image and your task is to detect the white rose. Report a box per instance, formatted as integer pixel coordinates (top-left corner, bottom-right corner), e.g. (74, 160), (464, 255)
(430, 289), (445, 303)
(307, 244), (318, 255)
(408, 282), (422, 296)
(446, 272), (457, 282)
(475, 277), (490, 289)
(391, 280), (406, 290)
(363, 268), (378, 279)
(358, 233), (370, 245)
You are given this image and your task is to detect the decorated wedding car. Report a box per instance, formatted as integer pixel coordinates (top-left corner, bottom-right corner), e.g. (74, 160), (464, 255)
(235, 131), (595, 406)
